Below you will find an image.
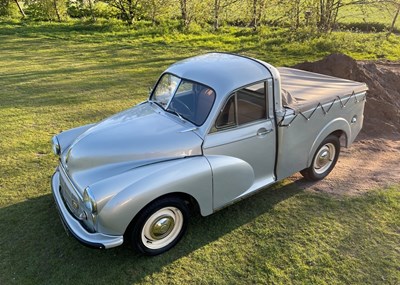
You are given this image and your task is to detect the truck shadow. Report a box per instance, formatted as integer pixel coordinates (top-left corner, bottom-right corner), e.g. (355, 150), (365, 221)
(1, 180), (304, 284)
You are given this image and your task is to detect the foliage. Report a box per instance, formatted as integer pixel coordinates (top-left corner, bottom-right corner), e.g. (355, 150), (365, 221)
(99, 0), (142, 24)
(67, 0), (118, 20)
(0, 0), (399, 37)
(25, 0), (67, 21)
(141, 0), (179, 24)
(67, 0), (93, 18)
(0, 0), (19, 17)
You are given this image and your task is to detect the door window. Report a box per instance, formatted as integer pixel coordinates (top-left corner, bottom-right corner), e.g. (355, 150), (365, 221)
(214, 82), (266, 131)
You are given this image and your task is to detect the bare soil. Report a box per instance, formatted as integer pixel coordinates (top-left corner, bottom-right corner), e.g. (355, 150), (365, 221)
(290, 54), (400, 195)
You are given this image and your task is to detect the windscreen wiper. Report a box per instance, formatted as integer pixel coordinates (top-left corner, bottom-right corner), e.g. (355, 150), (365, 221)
(167, 108), (186, 122)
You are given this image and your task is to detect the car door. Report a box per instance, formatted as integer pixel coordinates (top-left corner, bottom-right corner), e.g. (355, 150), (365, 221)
(202, 81), (276, 210)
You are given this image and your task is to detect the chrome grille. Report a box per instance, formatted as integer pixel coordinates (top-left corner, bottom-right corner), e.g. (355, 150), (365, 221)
(59, 167), (81, 219)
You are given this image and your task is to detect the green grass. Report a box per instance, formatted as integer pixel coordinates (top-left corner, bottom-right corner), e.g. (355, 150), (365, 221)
(0, 21), (399, 284)
(338, 4), (400, 32)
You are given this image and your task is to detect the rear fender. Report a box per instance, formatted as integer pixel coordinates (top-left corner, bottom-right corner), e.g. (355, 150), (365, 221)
(307, 118), (350, 167)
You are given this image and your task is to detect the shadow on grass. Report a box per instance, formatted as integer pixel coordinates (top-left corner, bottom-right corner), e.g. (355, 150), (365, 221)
(0, 180), (303, 284)
(0, 21), (117, 37)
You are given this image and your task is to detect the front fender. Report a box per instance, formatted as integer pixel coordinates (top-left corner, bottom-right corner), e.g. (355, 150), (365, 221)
(307, 118), (351, 166)
(56, 123), (95, 154)
(95, 156), (212, 235)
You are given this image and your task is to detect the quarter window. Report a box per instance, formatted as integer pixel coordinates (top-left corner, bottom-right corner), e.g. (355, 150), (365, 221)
(215, 96), (236, 128)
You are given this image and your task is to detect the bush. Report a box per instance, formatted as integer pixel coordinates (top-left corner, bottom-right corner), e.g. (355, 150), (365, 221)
(0, 0), (19, 17)
(25, 0), (67, 21)
(338, 21), (394, 33)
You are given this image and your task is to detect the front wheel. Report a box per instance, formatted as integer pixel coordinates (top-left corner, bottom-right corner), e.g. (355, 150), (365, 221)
(127, 197), (189, 256)
(300, 135), (340, 181)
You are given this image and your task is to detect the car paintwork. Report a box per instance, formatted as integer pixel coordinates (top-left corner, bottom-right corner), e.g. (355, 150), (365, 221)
(63, 102), (203, 192)
(51, 52), (366, 249)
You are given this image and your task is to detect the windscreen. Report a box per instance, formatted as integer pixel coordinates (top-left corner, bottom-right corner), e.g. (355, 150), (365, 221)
(151, 73), (216, 126)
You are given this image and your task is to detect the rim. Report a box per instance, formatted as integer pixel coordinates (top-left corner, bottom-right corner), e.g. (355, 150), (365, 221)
(141, 207), (183, 250)
(313, 143), (336, 175)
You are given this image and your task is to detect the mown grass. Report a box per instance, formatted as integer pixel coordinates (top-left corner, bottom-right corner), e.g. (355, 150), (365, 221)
(338, 4), (400, 32)
(0, 21), (399, 284)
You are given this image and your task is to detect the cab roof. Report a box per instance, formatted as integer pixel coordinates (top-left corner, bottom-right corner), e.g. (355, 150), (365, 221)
(165, 53), (272, 97)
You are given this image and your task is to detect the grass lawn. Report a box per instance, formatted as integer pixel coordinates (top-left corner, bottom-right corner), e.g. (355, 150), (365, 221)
(338, 3), (400, 32)
(0, 21), (399, 284)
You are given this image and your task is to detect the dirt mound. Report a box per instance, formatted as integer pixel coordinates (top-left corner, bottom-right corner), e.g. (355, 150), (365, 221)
(294, 54), (400, 138)
(291, 54), (400, 195)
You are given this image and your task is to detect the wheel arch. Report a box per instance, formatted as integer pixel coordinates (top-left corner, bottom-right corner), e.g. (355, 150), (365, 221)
(123, 192), (199, 237)
(306, 118), (350, 167)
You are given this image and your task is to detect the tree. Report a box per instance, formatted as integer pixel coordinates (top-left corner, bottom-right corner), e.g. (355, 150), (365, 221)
(249, 0), (267, 29)
(67, 0), (97, 21)
(142, 0), (172, 24)
(278, 0), (373, 33)
(52, 0), (61, 21)
(390, 3), (400, 33)
(279, 0), (303, 30)
(387, 0), (400, 35)
(213, 0), (240, 30)
(178, 0), (210, 29)
(14, 0), (26, 17)
(25, 0), (67, 21)
(179, 0), (189, 28)
(0, 0), (25, 17)
(0, 0), (11, 16)
(87, 0), (96, 21)
(317, 0), (342, 32)
(100, 0), (142, 24)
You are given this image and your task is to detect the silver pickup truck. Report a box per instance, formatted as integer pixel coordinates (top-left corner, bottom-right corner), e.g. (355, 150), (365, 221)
(51, 53), (368, 255)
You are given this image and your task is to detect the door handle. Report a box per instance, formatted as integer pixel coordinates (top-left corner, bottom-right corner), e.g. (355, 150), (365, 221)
(257, 128), (273, 136)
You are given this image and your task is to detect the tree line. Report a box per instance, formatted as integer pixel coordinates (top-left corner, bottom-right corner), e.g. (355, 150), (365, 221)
(1, 0), (399, 33)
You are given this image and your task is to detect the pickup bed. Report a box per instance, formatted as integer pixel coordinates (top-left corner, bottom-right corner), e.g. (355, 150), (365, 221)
(51, 53), (368, 255)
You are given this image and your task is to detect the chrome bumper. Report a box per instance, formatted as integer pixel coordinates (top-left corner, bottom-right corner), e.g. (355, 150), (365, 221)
(51, 169), (124, 249)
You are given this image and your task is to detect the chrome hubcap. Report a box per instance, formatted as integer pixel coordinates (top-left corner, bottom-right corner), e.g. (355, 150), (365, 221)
(313, 143), (335, 174)
(150, 215), (175, 240)
(141, 207), (183, 250)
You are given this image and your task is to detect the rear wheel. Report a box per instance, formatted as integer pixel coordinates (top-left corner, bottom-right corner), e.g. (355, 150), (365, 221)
(127, 197), (189, 256)
(300, 135), (340, 181)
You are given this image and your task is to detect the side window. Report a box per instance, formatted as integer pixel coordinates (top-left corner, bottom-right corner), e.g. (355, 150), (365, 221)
(215, 96), (236, 128)
(237, 82), (266, 124)
(214, 81), (267, 130)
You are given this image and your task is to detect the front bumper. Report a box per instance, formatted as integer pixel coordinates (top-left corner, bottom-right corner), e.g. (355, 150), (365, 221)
(51, 169), (124, 249)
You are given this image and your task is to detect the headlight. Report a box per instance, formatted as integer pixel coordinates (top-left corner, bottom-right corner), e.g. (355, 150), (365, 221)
(83, 187), (97, 214)
(51, 136), (61, 156)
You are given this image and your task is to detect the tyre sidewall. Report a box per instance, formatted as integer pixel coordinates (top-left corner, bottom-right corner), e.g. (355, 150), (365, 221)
(309, 135), (340, 180)
(129, 198), (189, 256)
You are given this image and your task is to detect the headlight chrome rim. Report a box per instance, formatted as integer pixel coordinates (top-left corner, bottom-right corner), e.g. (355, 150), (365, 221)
(51, 136), (61, 156)
(83, 187), (97, 214)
